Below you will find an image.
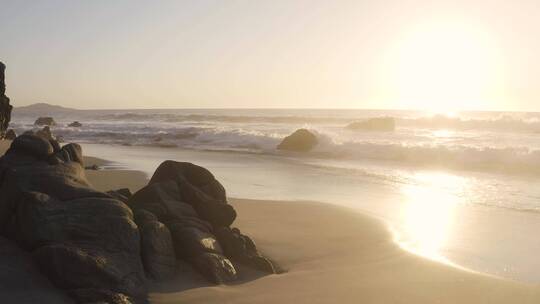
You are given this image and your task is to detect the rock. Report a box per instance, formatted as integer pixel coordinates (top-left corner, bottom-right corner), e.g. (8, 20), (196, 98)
(0, 62), (13, 139)
(215, 227), (276, 273)
(4, 129), (16, 140)
(148, 161), (232, 225)
(85, 164), (101, 170)
(68, 121), (82, 127)
(34, 116), (56, 126)
(0, 236), (73, 304)
(0, 136), (147, 302)
(68, 288), (134, 304)
(277, 129), (318, 152)
(346, 117), (395, 131)
(7, 134), (54, 160)
(134, 210), (177, 281)
(149, 160), (227, 202)
(35, 125), (56, 141)
(106, 188), (132, 203)
(191, 252), (237, 284)
(129, 160), (277, 284)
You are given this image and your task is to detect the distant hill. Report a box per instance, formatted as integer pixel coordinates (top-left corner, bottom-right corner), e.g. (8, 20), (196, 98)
(13, 103), (79, 114)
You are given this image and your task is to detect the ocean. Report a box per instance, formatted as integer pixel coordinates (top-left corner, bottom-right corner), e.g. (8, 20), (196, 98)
(11, 107), (540, 283)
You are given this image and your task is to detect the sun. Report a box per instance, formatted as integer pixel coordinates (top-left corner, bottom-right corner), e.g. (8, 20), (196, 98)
(379, 20), (505, 112)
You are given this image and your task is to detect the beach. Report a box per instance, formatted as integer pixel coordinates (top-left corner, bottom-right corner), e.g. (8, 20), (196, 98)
(74, 144), (540, 303)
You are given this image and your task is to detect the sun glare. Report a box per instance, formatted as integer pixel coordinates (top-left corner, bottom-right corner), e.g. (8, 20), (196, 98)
(380, 20), (504, 112)
(396, 172), (464, 262)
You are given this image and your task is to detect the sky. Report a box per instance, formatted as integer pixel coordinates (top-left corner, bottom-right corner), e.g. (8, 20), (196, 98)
(1, 0), (540, 111)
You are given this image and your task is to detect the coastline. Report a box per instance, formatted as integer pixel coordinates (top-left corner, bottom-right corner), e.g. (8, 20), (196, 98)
(81, 148), (540, 303)
(1, 140), (539, 303)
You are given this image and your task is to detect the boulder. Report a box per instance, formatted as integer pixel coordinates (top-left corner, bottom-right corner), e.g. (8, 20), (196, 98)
(134, 209), (177, 281)
(128, 160), (277, 284)
(277, 129), (318, 152)
(4, 128), (16, 140)
(35, 125), (56, 141)
(0, 135), (147, 303)
(68, 288), (134, 304)
(0, 62), (13, 138)
(346, 117), (395, 131)
(34, 116), (56, 126)
(0, 236), (73, 304)
(68, 121), (82, 127)
(107, 188), (132, 203)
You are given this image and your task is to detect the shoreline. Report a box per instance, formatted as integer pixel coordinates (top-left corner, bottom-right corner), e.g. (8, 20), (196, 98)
(1, 140), (539, 303)
(82, 154), (540, 303)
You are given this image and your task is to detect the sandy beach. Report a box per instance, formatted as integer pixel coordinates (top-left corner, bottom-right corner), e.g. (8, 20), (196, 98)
(0, 139), (539, 303)
(71, 145), (540, 303)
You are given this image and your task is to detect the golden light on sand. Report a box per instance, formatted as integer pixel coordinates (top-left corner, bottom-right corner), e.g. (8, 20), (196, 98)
(397, 172), (463, 262)
(380, 20), (504, 112)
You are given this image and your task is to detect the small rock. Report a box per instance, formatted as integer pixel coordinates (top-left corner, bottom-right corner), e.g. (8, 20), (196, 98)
(85, 164), (101, 170)
(34, 116), (56, 126)
(346, 117), (395, 131)
(68, 121), (82, 127)
(4, 128), (16, 140)
(277, 128), (318, 152)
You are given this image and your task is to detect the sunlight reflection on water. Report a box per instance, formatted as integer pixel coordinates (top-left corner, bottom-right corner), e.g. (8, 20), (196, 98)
(395, 172), (465, 263)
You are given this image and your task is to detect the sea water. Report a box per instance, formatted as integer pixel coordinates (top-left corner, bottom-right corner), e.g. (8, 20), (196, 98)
(12, 108), (540, 282)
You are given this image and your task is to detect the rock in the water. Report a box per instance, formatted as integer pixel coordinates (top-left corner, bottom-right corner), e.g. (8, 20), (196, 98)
(134, 209), (177, 281)
(346, 117), (395, 131)
(34, 116), (56, 126)
(0, 62), (13, 139)
(68, 121), (82, 127)
(0, 135), (146, 302)
(4, 128), (16, 140)
(277, 128), (318, 152)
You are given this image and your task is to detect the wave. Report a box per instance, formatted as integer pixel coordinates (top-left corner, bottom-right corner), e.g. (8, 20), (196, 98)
(19, 121), (537, 175)
(89, 112), (540, 133)
(314, 139), (540, 175)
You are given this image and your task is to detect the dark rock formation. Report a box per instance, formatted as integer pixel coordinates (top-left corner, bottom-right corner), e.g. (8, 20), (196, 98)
(34, 116), (56, 126)
(0, 236), (73, 304)
(0, 136), (277, 301)
(35, 125), (55, 141)
(134, 209), (177, 280)
(0, 62), (13, 139)
(0, 135), (146, 303)
(346, 117), (395, 131)
(107, 188), (132, 203)
(4, 128), (16, 140)
(277, 128), (318, 152)
(128, 161), (276, 283)
(68, 121), (82, 127)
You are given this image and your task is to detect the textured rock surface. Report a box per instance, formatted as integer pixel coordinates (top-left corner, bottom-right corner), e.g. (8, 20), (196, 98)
(0, 62), (13, 139)
(134, 209), (177, 281)
(277, 128), (318, 152)
(4, 128), (16, 140)
(0, 236), (73, 304)
(129, 160), (277, 284)
(0, 135), (146, 303)
(0, 135), (277, 301)
(34, 116), (56, 126)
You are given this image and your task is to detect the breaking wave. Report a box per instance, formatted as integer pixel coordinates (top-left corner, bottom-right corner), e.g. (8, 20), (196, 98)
(91, 112), (540, 133)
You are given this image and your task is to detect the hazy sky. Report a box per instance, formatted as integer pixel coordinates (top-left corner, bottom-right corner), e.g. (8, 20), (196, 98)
(1, 0), (540, 110)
